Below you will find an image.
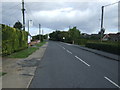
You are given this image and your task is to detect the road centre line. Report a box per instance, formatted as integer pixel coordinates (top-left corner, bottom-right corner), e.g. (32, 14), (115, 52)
(75, 56), (90, 67)
(62, 47), (65, 50)
(66, 43), (72, 45)
(57, 44), (65, 50)
(60, 42), (72, 46)
(66, 50), (72, 54)
(104, 76), (120, 88)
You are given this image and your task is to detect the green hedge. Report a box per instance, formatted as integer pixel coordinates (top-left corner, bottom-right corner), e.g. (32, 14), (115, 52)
(85, 42), (120, 55)
(2, 24), (28, 56)
(74, 39), (88, 45)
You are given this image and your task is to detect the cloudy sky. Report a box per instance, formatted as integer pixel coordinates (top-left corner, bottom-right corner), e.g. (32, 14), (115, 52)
(1, 0), (119, 36)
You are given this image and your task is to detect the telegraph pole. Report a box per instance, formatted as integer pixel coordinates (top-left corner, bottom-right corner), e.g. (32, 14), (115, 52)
(100, 1), (119, 41)
(22, 0), (25, 31)
(101, 6), (104, 29)
(100, 6), (104, 42)
(100, 1), (119, 29)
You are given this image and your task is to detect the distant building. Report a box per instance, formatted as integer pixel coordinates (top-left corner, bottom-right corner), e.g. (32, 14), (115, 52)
(102, 32), (120, 41)
(28, 33), (32, 43)
(81, 33), (90, 38)
(90, 34), (101, 40)
(81, 33), (101, 40)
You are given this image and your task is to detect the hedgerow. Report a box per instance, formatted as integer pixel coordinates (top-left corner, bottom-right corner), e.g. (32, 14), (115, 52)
(2, 24), (28, 56)
(85, 42), (120, 55)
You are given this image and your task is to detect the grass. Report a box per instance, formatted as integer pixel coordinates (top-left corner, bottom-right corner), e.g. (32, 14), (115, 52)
(6, 41), (46, 58)
(36, 41), (46, 47)
(7, 47), (38, 58)
(0, 72), (7, 76)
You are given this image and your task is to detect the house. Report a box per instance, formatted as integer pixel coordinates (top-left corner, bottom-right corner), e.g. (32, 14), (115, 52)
(102, 34), (109, 41)
(81, 33), (101, 40)
(81, 33), (90, 38)
(102, 32), (120, 41)
(90, 34), (101, 40)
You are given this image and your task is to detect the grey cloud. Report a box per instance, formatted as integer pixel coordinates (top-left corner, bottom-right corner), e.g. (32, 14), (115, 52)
(1, 1), (118, 34)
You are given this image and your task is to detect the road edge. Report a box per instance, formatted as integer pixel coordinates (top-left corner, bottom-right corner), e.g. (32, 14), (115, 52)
(26, 42), (48, 88)
(61, 42), (119, 61)
(77, 46), (119, 61)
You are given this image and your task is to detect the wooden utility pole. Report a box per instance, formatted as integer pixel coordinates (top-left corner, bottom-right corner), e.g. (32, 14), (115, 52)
(101, 6), (104, 30)
(22, 0), (25, 30)
(100, 1), (119, 41)
(100, 6), (104, 42)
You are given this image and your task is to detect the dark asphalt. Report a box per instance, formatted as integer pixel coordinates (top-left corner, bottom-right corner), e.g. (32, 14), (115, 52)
(29, 41), (119, 88)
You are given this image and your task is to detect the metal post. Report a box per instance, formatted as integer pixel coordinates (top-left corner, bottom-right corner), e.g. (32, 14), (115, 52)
(42, 29), (43, 35)
(28, 20), (29, 34)
(39, 24), (41, 41)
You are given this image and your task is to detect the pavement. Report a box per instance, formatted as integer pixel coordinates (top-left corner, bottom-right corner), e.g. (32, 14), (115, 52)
(2, 42), (48, 88)
(69, 43), (119, 61)
(30, 41), (119, 88)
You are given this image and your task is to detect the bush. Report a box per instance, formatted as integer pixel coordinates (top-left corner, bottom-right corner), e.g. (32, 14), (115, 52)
(85, 42), (120, 55)
(2, 24), (28, 56)
(32, 35), (44, 42)
(74, 39), (88, 45)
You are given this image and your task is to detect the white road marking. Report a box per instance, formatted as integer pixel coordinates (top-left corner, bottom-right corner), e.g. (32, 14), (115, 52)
(64, 43), (72, 46)
(60, 42), (72, 46)
(37, 59), (41, 60)
(57, 44), (66, 50)
(66, 43), (72, 45)
(66, 50), (72, 54)
(62, 47), (65, 50)
(104, 76), (120, 88)
(75, 56), (90, 67)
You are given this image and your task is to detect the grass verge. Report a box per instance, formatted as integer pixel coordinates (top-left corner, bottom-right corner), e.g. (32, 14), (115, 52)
(6, 41), (46, 58)
(0, 72), (7, 76)
(36, 41), (46, 47)
(7, 47), (38, 58)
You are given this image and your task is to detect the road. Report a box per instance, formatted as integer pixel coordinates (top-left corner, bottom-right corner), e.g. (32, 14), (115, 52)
(30, 41), (119, 88)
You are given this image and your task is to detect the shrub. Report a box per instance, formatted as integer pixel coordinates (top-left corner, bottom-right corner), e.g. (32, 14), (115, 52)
(2, 24), (28, 56)
(85, 42), (120, 55)
(74, 39), (88, 45)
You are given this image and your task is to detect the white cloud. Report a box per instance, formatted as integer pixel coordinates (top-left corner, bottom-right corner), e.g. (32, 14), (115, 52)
(33, 7), (95, 25)
(2, 1), (119, 35)
(1, 0), (119, 2)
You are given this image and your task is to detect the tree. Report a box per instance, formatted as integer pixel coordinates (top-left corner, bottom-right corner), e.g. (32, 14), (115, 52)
(68, 27), (81, 44)
(98, 28), (105, 35)
(13, 21), (22, 30)
(98, 28), (105, 41)
(32, 34), (44, 42)
(49, 31), (63, 41)
(43, 34), (48, 39)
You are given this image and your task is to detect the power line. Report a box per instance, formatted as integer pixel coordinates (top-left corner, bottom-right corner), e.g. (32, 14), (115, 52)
(25, 3), (38, 25)
(2, 3), (21, 26)
(26, 10), (34, 22)
(0, 3), (21, 14)
(2, 10), (21, 25)
(104, 1), (119, 7)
